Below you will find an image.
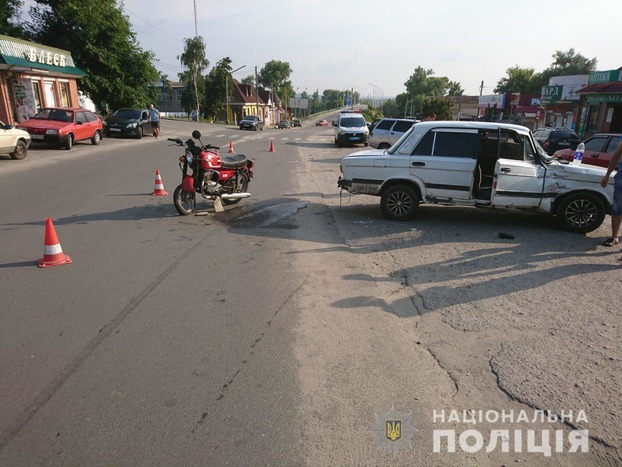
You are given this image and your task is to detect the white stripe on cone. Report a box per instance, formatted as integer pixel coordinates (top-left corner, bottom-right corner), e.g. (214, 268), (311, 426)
(44, 243), (63, 255)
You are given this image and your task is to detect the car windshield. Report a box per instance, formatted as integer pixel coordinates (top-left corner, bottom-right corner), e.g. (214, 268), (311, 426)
(340, 117), (365, 128)
(533, 138), (553, 163)
(33, 109), (74, 123)
(387, 126), (416, 154)
(244, 116), (257, 121)
(113, 109), (141, 118)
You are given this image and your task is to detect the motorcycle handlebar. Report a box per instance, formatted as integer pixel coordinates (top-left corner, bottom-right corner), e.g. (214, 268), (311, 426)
(167, 137), (219, 151)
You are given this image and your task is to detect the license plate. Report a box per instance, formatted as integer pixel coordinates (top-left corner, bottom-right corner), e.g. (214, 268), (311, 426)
(350, 137), (360, 141)
(31, 134), (44, 139)
(110, 128), (121, 132)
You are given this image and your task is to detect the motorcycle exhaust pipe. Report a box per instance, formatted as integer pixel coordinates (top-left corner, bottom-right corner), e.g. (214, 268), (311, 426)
(221, 193), (251, 200)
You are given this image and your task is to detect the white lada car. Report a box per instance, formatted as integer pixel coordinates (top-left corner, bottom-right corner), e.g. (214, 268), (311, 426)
(0, 119), (31, 160)
(338, 121), (614, 233)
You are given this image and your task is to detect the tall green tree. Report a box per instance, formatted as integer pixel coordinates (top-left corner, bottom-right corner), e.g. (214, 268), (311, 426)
(204, 57), (232, 121)
(258, 60), (293, 103)
(1, 0), (25, 38)
(178, 36), (209, 115)
(494, 66), (543, 93)
(322, 89), (343, 110)
(399, 66), (461, 117)
(25, 0), (159, 111)
(540, 48), (597, 84)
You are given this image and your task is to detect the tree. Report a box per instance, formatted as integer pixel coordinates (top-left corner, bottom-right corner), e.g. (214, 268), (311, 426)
(241, 75), (255, 86)
(178, 36), (209, 116)
(1, 0), (25, 38)
(25, 0), (159, 111)
(258, 60), (293, 103)
(540, 48), (597, 84)
(494, 66), (543, 93)
(204, 57), (232, 121)
(399, 66), (462, 117)
(322, 89), (343, 110)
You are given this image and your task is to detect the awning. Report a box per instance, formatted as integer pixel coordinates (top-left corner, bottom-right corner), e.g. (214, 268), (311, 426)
(0, 54), (86, 77)
(576, 82), (622, 94)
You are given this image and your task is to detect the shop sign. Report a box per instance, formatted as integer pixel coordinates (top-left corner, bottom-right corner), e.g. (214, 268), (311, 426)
(586, 94), (622, 104)
(478, 94), (504, 107)
(540, 85), (563, 103)
(26, 47), (67, 67)
(588, 70), (621, 85)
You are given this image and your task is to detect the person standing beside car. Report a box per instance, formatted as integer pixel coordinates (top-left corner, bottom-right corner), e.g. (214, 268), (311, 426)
(600, 135), (622, 254)
(148, 104), (160, 139)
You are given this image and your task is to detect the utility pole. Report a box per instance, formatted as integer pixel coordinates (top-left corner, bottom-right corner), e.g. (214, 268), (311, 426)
(255, 66), (260, 119)
(193, 0), (199, 120)
(477, 80), (484, 118)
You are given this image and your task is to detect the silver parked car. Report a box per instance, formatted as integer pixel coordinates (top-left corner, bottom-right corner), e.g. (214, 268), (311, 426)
(369, 118), (417, 149)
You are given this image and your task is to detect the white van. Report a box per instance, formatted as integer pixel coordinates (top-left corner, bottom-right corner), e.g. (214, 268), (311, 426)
(334, 112), (369, 148)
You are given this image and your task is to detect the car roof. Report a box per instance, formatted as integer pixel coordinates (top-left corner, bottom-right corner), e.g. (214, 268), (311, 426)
(413, 121), (532, 134)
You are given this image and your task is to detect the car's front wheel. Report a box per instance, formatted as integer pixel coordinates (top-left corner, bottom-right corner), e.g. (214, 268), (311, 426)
(135, 127), (143, 139)
(381, 184), (419, 221)
(556, 192), (606, 233)
(10, 140), (28, 160)
(64, 134), (73, 150)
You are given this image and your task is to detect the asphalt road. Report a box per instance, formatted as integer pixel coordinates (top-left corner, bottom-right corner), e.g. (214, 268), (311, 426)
(0, 116), (620, 466)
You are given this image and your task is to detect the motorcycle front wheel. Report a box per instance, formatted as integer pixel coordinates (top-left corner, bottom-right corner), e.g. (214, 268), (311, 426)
(173, 184), (195, 215)
(222, 175), (249, 205)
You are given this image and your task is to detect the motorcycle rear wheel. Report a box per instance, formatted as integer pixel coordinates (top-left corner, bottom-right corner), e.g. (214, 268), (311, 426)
(222, 175), (249, 205)
(173, 184), (195, 215)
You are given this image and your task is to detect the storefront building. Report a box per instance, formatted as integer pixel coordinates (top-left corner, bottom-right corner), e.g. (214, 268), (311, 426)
(576, 68), (622, 137)
(0, 34), (86, 125)
(540, 75), (588, 131)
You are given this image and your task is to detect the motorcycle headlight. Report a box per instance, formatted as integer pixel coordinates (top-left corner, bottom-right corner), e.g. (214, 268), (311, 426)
(185, 152), (193, 164)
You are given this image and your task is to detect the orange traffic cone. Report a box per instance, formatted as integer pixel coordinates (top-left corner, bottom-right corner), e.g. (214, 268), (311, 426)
(228, 141), (235, 154)
(151, 169), (168, 196)
(269, 140), (275, 152)
(37, 218), (72, 268)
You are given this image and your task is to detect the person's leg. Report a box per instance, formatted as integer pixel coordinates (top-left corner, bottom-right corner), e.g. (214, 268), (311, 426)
(606, 173), (622, 246)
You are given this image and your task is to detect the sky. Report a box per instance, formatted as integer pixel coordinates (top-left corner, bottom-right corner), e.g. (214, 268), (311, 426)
(20, 0), (622, 99)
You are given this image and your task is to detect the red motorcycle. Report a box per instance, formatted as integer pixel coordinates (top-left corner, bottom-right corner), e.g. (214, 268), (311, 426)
(169, 130), (253, 215)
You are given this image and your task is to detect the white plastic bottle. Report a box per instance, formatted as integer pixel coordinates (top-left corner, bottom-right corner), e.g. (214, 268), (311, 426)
(573, 142), (585, 166)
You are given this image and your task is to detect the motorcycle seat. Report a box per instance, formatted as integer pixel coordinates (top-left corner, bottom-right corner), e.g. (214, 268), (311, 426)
(221, 154), (247, 168)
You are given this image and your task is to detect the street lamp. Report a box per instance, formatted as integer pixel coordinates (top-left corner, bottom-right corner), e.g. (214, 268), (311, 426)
(226, 64), (246, 125)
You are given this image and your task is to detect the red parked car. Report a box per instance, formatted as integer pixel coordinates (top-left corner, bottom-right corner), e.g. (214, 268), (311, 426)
(553, 133), (621, 168)
(17, 107), (103, 150)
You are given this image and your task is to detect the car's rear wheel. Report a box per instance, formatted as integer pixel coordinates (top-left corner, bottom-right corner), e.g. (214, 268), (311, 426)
(10, 140), (28, 160)
(556, 192), (606, 233)
(381, 184), (419, 221)
(91, 131), (101, 145)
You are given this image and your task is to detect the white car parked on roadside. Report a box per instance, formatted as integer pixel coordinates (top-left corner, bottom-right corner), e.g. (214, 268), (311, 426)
(338, 121), (613, 233)
(0, 120), (31, 160)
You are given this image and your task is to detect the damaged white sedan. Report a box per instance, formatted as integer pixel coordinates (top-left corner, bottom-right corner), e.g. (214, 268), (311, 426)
(338, 121), (614, 233)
